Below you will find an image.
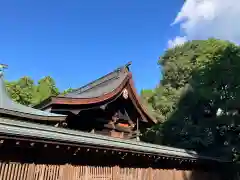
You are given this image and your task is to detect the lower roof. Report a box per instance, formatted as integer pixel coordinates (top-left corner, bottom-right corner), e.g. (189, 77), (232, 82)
(0, 72), (66, 121)
(0, 117), (229, 163)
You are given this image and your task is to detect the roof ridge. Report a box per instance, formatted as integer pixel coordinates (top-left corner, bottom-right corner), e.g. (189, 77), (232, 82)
(64, 62), (132, 96)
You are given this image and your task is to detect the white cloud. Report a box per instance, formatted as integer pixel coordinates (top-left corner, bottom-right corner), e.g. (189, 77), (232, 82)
(170, 0), (240, 45)
(168, 36), (187, 48)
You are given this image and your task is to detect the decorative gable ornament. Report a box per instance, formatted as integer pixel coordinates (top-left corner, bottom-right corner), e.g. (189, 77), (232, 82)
(122, 89), (128, 99)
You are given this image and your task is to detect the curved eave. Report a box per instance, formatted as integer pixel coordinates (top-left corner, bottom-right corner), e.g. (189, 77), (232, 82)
(38, 73), (157, 124)
(37, 74), (131, 108)
(128, 78), (157, 124)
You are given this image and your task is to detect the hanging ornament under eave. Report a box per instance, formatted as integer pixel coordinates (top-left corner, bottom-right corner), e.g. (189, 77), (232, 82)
(122, 89), (128, 99)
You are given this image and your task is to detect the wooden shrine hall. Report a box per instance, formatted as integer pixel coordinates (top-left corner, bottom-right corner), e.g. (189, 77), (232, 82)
(0, 64), (234, 180)
(35, 62), (157, 140)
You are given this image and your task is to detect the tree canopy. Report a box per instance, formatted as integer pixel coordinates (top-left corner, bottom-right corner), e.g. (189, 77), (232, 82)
(142, 38), (240, 161)
(6, 76), (62, 106)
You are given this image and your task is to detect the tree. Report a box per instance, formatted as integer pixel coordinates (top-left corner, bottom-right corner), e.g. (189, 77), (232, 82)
(142, 39), (240, 161)
(33, 76), (59, 104)
(6, 76), (61, 106)
(61, 88), (74, 96)
(6, 77), (35, 106)
(140, 89), (163, 122)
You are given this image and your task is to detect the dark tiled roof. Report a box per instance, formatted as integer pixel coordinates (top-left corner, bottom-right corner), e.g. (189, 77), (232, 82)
(62, 63), (130, 99)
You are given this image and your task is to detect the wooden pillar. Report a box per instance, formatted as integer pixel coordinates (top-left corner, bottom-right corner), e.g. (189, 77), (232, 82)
(26, 163), (35, 180)
(112, 166), (120, 180)
(148, 168), (153, 180)
(137, 168), (142, 180)
(84, 166), (89, 180)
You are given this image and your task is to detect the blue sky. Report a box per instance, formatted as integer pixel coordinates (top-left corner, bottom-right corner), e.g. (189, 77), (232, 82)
(0, 0), (183, 92)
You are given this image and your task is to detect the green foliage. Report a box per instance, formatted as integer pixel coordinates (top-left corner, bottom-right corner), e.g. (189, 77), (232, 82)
(6, 76), (63, 106)
(142, 38), (240, 161)
(61, 88), (74, 95)
(6, 77), (35, 106)
(33, 76), (59, 104)
(140, 89), (164, 122)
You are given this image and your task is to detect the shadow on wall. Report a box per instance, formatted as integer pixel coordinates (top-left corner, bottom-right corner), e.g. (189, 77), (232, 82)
(182, 169), (240, 180)
(182, 170), (221, 180)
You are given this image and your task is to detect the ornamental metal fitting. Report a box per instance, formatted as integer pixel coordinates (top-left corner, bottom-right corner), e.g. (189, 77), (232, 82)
(0, 64), (8, 76)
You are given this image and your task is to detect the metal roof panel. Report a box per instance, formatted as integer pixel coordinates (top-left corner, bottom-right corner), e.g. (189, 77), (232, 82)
(0, 117), (229, 163)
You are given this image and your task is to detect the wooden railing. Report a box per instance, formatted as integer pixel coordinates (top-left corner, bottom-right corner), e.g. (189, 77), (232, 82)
(0, 162), (221, 180)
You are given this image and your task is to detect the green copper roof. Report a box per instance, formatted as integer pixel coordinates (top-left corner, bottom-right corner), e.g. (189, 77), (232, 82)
(0, 68), (66, 121)
(0, 117), (229, 163)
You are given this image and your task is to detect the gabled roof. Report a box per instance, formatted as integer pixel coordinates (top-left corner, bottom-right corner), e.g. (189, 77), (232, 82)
(35, 62), (157, 124)
(0, 68), (66, 121)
